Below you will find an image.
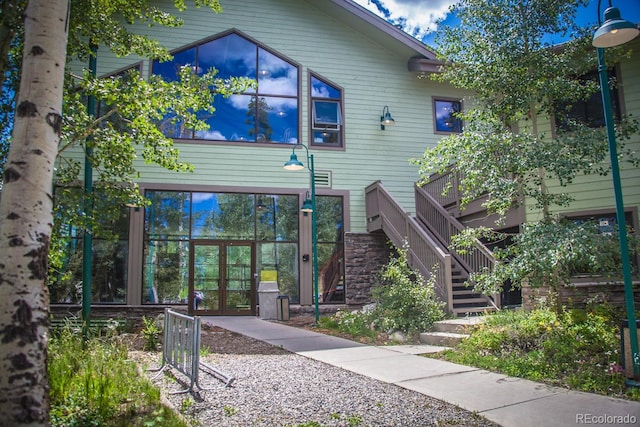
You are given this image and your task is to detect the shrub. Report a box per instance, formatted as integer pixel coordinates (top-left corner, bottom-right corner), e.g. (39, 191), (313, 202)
(371, 245), (446, 334)
(141, 316), (162, 351)
(318, 244), (446, 341)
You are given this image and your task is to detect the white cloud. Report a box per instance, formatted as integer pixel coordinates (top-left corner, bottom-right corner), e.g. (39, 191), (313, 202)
(351, 0), (455, 41)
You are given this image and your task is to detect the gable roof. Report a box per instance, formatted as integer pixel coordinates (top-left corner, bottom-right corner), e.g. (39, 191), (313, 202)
(311, 0), (443, 73)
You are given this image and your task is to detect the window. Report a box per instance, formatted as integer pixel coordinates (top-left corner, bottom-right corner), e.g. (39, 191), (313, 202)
(310, 74), (343, 147)
(316, 195), (345, 303)
(143, 191), (301, 304)
(152, 32), (299, 143)
(555, 70), (621, 130)
(565, 210), (638, 275)
(50, 188), (130, 304)
(433, 98), (463, 133)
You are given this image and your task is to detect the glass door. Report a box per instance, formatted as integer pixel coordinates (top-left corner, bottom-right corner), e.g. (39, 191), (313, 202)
(223, 243), (255, 314)
(189, 241), (255, 315)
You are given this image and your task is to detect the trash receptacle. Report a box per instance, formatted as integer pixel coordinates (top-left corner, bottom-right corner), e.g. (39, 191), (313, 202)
(277, 295), (290, 321)
(258, 281), (279, 320)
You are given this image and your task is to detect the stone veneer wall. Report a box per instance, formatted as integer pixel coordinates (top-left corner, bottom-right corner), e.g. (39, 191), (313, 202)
(521, 279), (640, 311)
(344, 232), (390, 306)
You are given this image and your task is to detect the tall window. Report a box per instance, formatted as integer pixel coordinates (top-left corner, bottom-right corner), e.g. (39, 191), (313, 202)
(433, 98), (463, 133)
(556, 70), (621, 130)
(152, 32), (299, 143)
(50, 189), (130, 304)
(143, 191), (301, 303)
(310, 74), (343, 147)
(316, 195), (345, 303)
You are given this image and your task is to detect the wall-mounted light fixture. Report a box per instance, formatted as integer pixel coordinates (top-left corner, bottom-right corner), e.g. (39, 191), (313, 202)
(380, 105), (395, 130)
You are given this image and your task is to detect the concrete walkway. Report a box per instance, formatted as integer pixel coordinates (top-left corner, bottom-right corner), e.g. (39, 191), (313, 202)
(205, 316), (640, 427)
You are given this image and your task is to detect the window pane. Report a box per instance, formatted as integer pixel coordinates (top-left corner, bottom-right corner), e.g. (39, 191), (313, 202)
(311, 75), (342, 147)
(192, 192), (257, 239)
(145, 191), (190, 239)
(313, 130), (340, 145)
(153, 48), (196, 82)
(256, 195), (299, 241)
(191, 192), (219, 238)
(50, 238), (128, 304)
(311, 76), (340, 99)
(257, 242), (299, 303)
(258, 48), (297, 95)
(256, 96), (298, 143)
(555, 70), (620, 130)
(92, 240), (128, 303)
(313, 100), (341, 125)
(198, 34), (256, 81)
(316, 196), (344, 242)
(143, 240), (189, 304)
(197, 94), (252, 141)
(318, 242), (344, 303)
(434, 99), (462, 133)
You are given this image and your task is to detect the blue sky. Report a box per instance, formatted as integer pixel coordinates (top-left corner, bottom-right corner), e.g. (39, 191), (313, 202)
(351, 0), (640, 47)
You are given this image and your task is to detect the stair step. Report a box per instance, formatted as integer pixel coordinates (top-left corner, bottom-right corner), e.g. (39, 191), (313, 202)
(452, 297), (489, 304)
(431, 317), (486, 334)
(452, 306), (496, 316)
(452, 290), (482, 296)
(419, 331), (468, 347)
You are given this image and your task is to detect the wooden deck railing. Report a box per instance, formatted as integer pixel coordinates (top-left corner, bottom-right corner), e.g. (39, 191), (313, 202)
(414, 183), (495, 276)
(365, 181), (453, 311)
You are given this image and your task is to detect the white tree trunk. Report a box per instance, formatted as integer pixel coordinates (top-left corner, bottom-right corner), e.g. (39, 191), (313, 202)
(0, 0), (69, 425)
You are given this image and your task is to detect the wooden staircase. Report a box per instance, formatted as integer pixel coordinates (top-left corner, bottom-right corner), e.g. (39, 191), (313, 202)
(365, 180), (498, 316)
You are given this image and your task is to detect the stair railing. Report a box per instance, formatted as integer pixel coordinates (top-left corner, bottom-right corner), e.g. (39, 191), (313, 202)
(414, 183), (500, 309)
(414, 183), (495, 275)
(366, 181), (453, 311)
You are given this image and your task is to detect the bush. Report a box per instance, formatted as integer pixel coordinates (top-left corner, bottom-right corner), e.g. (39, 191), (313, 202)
(318, 244), (446, 341)
(141, 316), (162, 351)
(371, 245), (446, 334)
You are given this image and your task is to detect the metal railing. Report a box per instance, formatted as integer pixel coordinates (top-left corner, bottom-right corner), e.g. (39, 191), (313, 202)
(365, 181), (454, 311)
(151, 308), (234, 394)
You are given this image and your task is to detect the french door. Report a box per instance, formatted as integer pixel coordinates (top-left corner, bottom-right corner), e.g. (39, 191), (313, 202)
(188, 241), (256, 315)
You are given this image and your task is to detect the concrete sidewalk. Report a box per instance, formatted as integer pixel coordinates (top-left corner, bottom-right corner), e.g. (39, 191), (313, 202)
(206, 316), (640, 427)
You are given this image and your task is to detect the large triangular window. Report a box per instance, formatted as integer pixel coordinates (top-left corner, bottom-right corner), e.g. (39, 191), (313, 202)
(152, 31), (299, 144)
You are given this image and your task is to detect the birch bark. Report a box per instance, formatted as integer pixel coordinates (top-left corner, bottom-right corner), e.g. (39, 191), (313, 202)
(0, 0), (69, 425)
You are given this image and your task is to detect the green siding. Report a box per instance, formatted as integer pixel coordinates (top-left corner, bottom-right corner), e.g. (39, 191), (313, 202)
(528, 40), (640, 223)
(67, 0), (463, 233)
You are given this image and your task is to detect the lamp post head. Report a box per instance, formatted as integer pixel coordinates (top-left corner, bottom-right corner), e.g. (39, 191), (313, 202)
(284, 152), (305, 170)
(301, 198), (314, 213)
(593, 7), (639, 48)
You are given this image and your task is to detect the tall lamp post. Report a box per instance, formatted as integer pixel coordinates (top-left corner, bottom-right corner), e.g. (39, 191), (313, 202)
(283, 143), (320, 324)
(593, 0), (640, 385)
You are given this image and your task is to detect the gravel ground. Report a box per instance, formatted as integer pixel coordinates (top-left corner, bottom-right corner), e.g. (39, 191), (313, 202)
(136, 323), (499, 427)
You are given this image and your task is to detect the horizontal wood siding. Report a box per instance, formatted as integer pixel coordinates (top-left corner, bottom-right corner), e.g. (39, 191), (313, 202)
(65, 0), (465, 233)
